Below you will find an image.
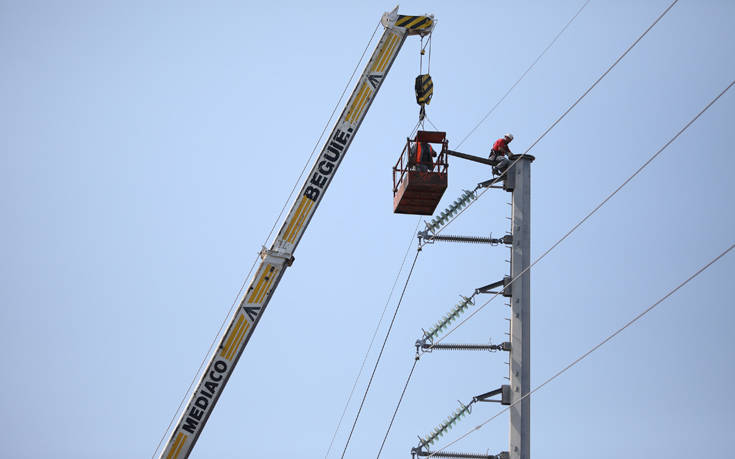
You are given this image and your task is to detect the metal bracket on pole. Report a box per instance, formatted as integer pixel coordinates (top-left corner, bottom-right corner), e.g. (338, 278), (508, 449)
(475, 276), (512, 297)
(473, 385), (511, 405)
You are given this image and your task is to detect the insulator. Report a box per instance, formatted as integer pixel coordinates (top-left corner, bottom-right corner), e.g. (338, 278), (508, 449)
(415, 450), (500, 459)
(426, 234), (504, 244)
(420, 402), (471, 447)
(421, 343), (504, 351)
(424, 295), (475, 340)
(421, 190), (478, 235)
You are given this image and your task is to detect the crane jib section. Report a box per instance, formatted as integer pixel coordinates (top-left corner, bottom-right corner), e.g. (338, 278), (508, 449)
(160, 11), (434, 459)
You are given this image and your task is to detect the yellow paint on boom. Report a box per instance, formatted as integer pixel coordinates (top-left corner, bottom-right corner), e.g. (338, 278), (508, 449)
(221, 315), (245, 358)
(287, 199), (314, 243)
(247, 270), (268, 304)
(253, 268), (278, 304)
(377, 35), (398, 72)
(226, 321), (252, 359)
(167, 433), (186, 459)
(283, 197), (308, 242)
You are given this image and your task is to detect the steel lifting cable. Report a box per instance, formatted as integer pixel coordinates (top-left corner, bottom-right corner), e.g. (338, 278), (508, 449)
(153, 21), (382, 459)
(340, 248), (423, 459)
(428, 242), (735, 457)
(324, 217), (423, 458)
(432, 76), (735, 347)
(424, 0), (679, 241)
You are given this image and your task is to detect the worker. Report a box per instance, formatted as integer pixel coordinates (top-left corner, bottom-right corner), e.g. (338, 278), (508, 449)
(410, 141), (437, 172)
(489, 133), (513, 175)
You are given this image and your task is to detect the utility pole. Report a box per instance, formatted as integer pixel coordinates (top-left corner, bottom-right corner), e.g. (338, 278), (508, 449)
(410, 150), (534, 459)
(507, 154), (534, 459)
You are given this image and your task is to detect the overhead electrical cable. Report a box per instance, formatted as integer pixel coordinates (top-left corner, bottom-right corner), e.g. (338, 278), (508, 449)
(369, 3), (684, 456)
(428, 242), (735, 457)
(324, 217), (423, 459)
(340, 248), (423, 459)
(455, 0), (592, 149)
(153, 21), (382, 459)
(432, 76), (735, 347)
(376, 356), (420, 458)
(365, 3), (620, 452)
(427, 0), (680, 239)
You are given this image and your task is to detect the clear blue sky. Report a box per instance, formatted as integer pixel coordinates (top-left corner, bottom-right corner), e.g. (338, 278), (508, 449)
(1, 1), (734, 458)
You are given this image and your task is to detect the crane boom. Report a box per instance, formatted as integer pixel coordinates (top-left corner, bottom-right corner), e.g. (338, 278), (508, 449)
(159, 9), (435, 458)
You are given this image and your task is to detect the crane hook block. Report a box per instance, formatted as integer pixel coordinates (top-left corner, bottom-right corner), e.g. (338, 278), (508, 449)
(415, 74), (433, 105)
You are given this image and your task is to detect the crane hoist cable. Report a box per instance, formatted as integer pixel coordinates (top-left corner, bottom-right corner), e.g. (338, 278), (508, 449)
(427, 241), (735, 458)
(416, 30), (434, 125)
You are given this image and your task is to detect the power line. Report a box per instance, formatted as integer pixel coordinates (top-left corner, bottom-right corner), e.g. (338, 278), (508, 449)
(428, 0), (680, 239)
(522, 0), (679, 156)
(340, 248), (422, 458)
(376, 355), (420, 458)
(429, 241), (735, 457)
(378, 3), (685, 455)
(456, 0), (592, 149)
(432, 76), (734, 347)
(324, 217), (422, 458)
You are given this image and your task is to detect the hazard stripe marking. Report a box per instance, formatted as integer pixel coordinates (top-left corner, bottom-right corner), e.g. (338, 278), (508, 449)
(253, 267), (278, 304)
(285, 198), (314, 243)
(346, 83), (370, 123)
(349, 83), (373, 124)
(167, 432), (187, 459)
(376, 35), (398, 73)
(225, 320), (251, 360)
(221, 315), (245, 358)
(248, 265), (272, 303)
(283, 197), (308, 242)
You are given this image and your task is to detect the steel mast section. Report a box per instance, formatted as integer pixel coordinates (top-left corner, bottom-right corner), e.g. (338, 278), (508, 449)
(159, 9), (435, 459)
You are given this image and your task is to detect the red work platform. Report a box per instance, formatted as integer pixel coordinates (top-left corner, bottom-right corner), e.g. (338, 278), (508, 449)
(392, 130), (448, 215)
